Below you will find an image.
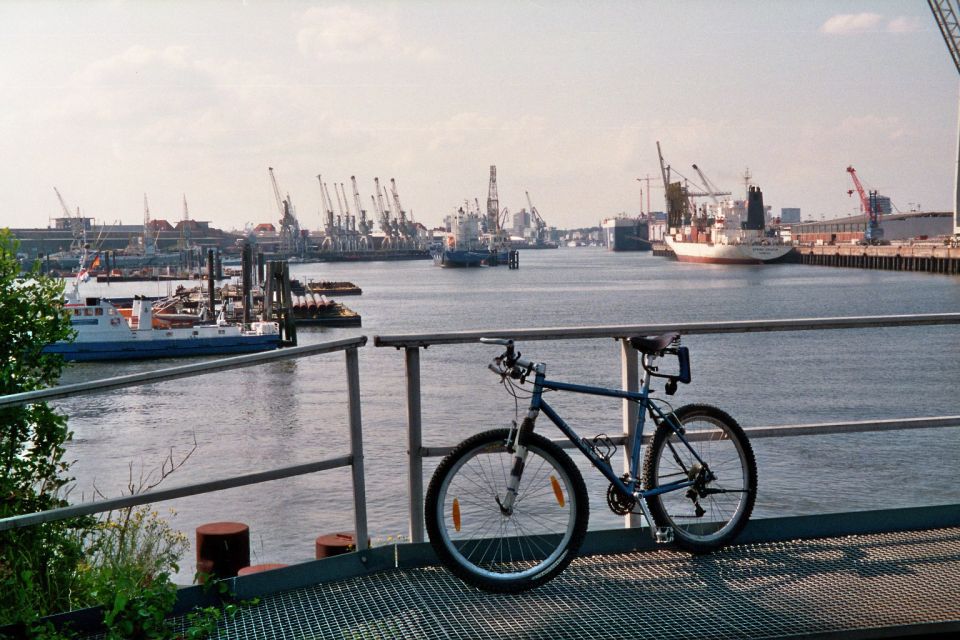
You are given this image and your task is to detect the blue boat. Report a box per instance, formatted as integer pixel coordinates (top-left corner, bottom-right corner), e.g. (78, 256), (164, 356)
(45, 294), (281, 362)
(431, 247), (485, 267)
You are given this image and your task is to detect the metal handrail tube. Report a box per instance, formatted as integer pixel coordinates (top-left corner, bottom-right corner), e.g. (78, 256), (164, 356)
(0, 338), (371, 552)
(0, 336), (368, 409)
(373, 313), (960, 542)
(373, 313), (960, 348)
(418, 416), (960, 458)
(0, 456), (351, 532)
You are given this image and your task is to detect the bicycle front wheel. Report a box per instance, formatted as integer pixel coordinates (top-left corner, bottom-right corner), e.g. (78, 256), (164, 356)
(642, 404), (756, 553)
(425, 428), (588, 593)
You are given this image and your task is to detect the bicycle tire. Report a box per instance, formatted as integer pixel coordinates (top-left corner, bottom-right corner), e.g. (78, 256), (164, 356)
(425, 428), (589, 593)
(642, 403), (756, 553)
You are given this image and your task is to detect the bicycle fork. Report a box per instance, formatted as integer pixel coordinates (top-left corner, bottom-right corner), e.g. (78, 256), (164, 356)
(498, 414), (537, 515)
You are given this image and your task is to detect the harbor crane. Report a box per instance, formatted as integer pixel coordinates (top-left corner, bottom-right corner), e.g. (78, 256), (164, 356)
(317, 175), (342, 252)
(691, 164), (732, 204)
(928, 0), (960, 239)
(269, 167), (302, 256)
(486, 165), (500, 235)
(846, 165), (883, 244)
(525, 190), (548, 245)
(351, 176), (372, 247)
(54, 186), (87, 252)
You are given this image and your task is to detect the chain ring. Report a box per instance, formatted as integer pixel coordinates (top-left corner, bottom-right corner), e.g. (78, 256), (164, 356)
(606, 483), (636, 515)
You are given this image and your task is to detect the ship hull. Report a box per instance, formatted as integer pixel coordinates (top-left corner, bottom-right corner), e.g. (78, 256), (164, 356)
(44, 335), (281, 362)
(601, 217), (651, 251)
(666, 237), (793, 264)
(44, 295), (281, 362)
(432, 248), (484, 267)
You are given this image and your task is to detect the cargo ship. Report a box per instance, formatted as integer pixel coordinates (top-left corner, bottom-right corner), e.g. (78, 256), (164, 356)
(656, 142), (792, 265)
(601, 215), (652, 251)
(664, 186), (792, 264)
(432, 206), (510, 267)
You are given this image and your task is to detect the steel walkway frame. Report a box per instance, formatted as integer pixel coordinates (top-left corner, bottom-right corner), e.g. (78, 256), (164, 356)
(87, 505), (960, 639)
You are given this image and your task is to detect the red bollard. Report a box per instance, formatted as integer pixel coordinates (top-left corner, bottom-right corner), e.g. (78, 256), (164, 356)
(315, 531), (356, 559)
(196, 521), (250, 581)
(237, 563), (288, 576)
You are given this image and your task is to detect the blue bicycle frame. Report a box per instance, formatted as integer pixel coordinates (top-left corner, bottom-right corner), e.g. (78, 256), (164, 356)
(521, 365), (708, 504)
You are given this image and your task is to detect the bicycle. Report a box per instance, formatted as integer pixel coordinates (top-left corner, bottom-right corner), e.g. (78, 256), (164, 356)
(424, 333), (757, 592)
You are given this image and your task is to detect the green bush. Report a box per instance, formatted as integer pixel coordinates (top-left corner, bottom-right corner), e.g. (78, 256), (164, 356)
(0, 234), (253, 637)
(0, 229), (89, 625)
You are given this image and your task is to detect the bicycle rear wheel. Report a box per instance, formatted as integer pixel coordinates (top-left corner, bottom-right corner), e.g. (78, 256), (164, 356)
(425, 428), (588, 593)
(642, 404), (756, 553)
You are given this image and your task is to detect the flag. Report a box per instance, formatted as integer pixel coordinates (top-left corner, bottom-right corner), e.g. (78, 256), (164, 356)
(76, 268), (89, 283)
(90, 254), (101, 269)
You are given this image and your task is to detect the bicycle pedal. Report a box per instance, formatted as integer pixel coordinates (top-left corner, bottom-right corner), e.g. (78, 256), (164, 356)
(655, 527), (674, 544)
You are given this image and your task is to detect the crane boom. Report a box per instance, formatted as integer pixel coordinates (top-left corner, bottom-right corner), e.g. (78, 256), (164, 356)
(846, 165), (882, 243)
(351, 176), (365, 221)
(929, 0), (960, 74)
(54, 187), (72, 218)
(846, 166), (870, 213)
(268, 167), (284, 216)
(690, 164), (732, 204)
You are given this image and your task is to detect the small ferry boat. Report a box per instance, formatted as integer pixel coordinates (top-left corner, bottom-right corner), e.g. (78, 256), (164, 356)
(45, 293), (281, 362)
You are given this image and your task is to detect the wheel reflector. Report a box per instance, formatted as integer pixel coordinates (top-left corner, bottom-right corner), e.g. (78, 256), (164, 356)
(452, 498), (461, 532)
(550, 475), (565, 507)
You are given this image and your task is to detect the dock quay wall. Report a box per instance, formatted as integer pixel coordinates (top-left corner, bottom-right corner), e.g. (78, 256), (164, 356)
(796, 244), (960, 275)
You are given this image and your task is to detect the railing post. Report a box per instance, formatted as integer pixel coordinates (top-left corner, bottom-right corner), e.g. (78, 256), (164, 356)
(620, 339), (640, 528)
(346, 347), (369, 551)
(405, 346), (425, 543)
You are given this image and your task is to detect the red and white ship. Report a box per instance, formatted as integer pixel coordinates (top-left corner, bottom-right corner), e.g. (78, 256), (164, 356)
(656, 144), (793, 265)
(665, 234), (792, 264)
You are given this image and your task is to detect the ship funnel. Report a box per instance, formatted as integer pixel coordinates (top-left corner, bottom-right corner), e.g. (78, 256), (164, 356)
(743, 186), (765, 231)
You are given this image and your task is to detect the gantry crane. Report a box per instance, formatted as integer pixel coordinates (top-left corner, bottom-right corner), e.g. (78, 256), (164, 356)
(846, 166), (883, 244)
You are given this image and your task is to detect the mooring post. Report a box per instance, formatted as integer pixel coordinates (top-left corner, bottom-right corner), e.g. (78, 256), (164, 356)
(206, 249), (215, 320)
(620, 339), (640, 528)
(263, 260), (274, 323)
(405, 346), (424, 543)
(241, 242), (252, 325)
(281, 262), (296, 345)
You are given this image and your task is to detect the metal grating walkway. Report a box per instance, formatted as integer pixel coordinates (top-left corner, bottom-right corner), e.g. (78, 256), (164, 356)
(170, 526), (960, 639)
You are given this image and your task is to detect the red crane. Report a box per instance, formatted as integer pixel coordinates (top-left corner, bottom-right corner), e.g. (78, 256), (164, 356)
(846, 165), (882, 244)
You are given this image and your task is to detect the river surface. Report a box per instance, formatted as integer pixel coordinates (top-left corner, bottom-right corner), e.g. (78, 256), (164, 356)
(59, 248), (960, 580)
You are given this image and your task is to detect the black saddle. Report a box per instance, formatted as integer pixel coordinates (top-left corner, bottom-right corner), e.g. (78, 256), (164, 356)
(628, 333), (679, 355)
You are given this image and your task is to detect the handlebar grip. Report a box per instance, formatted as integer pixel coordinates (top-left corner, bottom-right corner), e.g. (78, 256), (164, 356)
(480, 337), (513, 346)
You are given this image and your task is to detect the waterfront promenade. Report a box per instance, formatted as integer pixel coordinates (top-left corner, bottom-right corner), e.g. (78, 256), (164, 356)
(168, 519), (958, 639)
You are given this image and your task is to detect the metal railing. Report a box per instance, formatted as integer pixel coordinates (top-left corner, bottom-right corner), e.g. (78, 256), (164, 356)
(3, 313), (960, 552)
(373, 313), (960, 542)
(0, 337), (370, 554)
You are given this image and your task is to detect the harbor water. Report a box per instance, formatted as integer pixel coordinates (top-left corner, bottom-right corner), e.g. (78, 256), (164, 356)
(59, 249), (960, 580)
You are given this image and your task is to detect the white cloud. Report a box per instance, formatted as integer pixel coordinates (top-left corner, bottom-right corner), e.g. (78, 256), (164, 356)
(820, 13), (884, 35)
(821, 13), (925, 35)
(296, 5), (440, 62)
(886, 16), (924, 34)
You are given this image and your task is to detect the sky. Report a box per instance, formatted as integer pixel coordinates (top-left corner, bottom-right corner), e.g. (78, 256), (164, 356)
(0, 0), (955, 232)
